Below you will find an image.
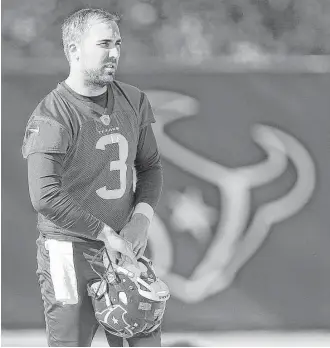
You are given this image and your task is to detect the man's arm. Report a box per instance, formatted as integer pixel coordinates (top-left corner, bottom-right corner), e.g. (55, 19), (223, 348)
(133, 124), (163, 219)
(119, 91), (163, 259)
(28, 152), (112, 240)
(120, 124), (163, 259)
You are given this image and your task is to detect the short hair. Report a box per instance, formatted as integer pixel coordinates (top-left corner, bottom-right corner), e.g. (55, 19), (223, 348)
(62, 8), (120, 62)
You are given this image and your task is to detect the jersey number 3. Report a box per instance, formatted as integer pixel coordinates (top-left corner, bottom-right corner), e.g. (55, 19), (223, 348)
(95, 133), (128, 199)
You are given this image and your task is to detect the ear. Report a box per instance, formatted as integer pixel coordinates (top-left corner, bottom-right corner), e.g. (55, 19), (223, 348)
(68, 42), (80, 61)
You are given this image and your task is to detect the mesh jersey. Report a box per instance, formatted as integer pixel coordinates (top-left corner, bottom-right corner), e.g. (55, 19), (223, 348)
(22, 80), (156, 240)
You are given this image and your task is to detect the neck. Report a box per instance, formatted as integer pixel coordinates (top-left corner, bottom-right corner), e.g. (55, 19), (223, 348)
(65, 71), (107, 97)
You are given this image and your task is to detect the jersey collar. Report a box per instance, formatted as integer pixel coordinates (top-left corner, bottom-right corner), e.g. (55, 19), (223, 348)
(57, 81), (115, 117)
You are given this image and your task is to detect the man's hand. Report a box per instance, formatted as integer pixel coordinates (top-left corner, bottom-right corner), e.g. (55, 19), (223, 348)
(120, 213), (150, 260)
(97, 225), (138, 267)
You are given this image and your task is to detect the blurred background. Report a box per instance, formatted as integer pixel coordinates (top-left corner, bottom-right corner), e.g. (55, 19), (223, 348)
(2, 0), (330, 346)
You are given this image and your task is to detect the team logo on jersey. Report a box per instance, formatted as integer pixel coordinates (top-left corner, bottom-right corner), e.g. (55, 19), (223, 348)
(95, 115), (119, 135)
(144, 90), (316, 303)
(100, 114), (111, 126)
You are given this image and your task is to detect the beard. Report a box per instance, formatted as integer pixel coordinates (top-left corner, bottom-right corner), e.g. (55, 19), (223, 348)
(83, 66), (116, 87)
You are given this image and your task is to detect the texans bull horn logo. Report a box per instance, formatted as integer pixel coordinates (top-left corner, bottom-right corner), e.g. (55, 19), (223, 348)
(96, 304), (133, 337)
(144, 90), (316, 303)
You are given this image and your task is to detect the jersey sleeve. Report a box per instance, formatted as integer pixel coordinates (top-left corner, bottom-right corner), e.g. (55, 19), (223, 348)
(28, 152), (105, 239)
(139, 92), (156, 129)
(22, 115), (71, 159)
(134, 124), (163, 217)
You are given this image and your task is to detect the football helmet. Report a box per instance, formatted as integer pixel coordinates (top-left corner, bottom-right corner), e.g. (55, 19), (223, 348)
(87, 246), (170, 338)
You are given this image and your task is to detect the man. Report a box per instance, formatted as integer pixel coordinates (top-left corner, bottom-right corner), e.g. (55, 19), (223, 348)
(22, 8), (163, 347)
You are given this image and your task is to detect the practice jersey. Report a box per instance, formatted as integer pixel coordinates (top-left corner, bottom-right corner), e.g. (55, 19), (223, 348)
(22, 80), (159, 241)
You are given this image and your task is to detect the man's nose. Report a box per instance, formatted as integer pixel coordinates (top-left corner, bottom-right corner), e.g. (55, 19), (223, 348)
(108, 47), (119, 59)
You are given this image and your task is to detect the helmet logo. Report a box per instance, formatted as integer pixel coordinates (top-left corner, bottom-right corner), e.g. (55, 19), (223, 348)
(96, 305), (133, 337)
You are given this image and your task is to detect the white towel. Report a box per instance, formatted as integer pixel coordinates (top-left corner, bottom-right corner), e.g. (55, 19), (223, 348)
(45, 239), (79, 305)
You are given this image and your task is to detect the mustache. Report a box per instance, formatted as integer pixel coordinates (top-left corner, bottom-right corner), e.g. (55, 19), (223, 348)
(105, 59), (117, 65)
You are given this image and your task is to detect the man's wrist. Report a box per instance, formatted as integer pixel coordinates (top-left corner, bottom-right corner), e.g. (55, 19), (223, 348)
(132, 202), (154, 223)
(130, 213), (150, 227)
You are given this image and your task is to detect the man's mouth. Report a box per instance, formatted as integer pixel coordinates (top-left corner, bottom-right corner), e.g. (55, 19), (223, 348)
(105, 64), (116, 69)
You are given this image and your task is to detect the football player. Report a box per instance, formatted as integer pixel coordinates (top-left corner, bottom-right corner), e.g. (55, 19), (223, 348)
(22, 8), (164, 347)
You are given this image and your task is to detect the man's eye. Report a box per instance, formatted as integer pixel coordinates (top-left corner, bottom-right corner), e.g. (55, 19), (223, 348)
(98, 42), (121, 48)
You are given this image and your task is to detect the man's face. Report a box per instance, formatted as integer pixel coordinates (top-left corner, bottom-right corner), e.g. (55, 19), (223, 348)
(78, 20), (121, 86)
